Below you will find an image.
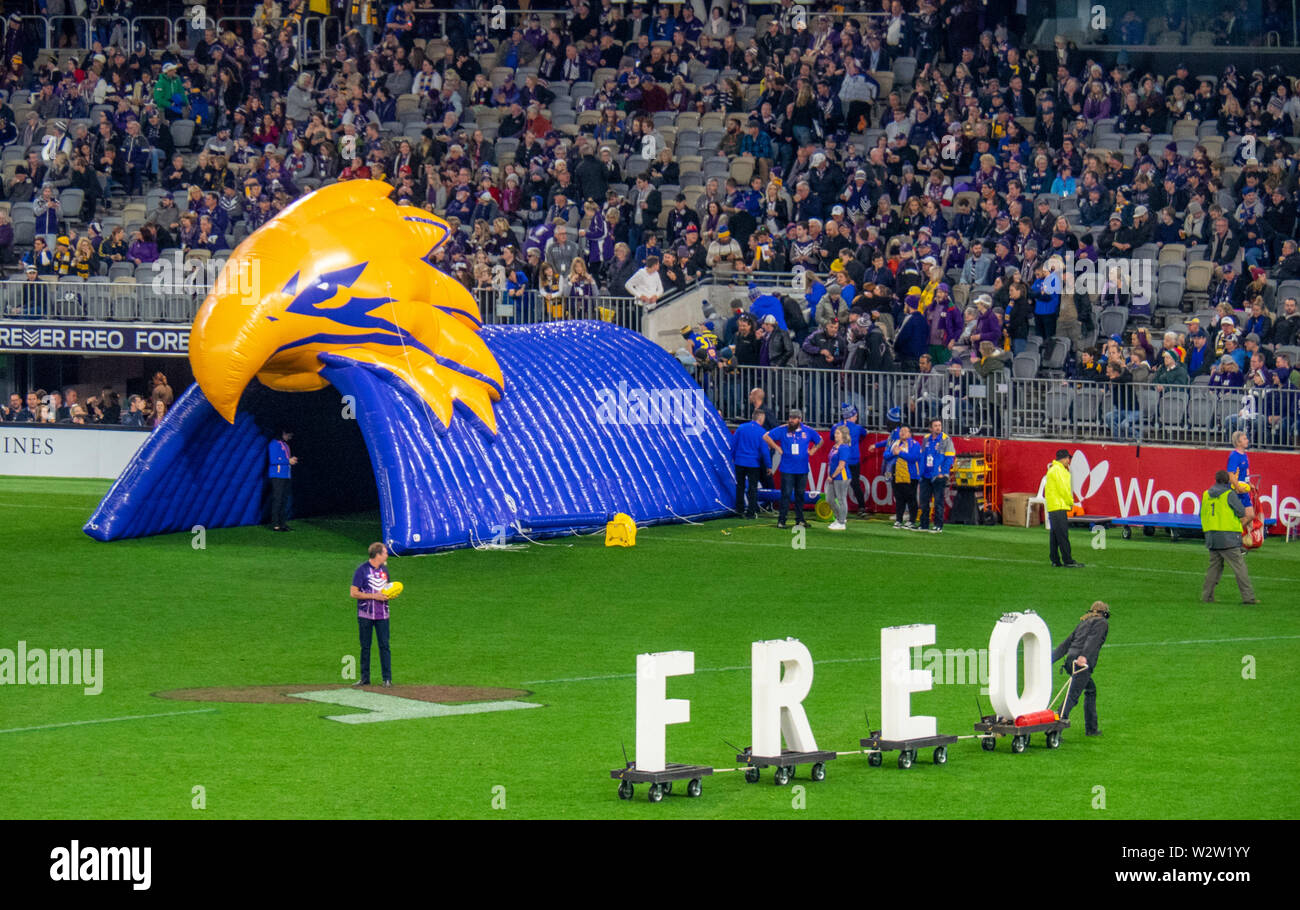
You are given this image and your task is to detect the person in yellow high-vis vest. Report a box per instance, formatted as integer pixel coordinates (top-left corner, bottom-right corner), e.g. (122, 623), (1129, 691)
(1045, 449), (1084, 568)
(1201, 470), (1258, 604)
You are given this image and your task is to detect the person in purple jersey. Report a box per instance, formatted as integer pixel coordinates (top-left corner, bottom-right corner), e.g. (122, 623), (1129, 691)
(349, 542), (394, 688)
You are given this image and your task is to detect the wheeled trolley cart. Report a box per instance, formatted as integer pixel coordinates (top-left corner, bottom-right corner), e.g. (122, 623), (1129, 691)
(973, 715), (1070, 753)
(736, 747), (838, 785)
(860, 731), (959, 769)
(610, 762), (713, 802)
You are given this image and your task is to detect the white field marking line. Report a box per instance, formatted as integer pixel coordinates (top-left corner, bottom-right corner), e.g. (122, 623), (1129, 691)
(522, 635), (1300, 686)
(0, 708), (218, 735)
(641, 535), (1300, 580)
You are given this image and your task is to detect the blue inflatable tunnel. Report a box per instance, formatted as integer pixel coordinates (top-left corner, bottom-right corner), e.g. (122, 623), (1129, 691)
(85, 322), (736, 554)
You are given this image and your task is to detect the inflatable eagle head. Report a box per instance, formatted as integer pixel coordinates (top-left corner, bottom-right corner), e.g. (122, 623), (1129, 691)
(189, 180), (504, 434)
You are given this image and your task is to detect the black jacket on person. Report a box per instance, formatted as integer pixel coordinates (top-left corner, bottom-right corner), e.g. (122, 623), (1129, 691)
(1051, 614), (1109, 673)
(605, 255), (639, 297)
(573, 153), (607, 202)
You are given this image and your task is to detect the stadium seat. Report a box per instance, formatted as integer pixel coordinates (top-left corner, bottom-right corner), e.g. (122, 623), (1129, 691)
(1215, 395), (1243, 426)
(170, 119), (196, 150)
(1044, 388), (1074, 429)
(1157, 277), (1185, 310)
(1098, 307), (1129, 338)
(1158, 390), (1189, 429)
(1011, 353), (1039, 379)
(1075, 387), (1105, 428)
(1187, 389), (1218, 428)
(1158, 244), (1187, 265)
(1040, 337), (1071, 377)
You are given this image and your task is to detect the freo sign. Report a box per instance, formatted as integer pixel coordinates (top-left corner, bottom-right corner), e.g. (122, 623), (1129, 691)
(0, 321), (190, 356)
(629, 612), (1055, 776)
(777, 432), (1300, 531)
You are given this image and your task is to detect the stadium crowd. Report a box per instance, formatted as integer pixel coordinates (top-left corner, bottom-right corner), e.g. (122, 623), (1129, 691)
(0, 2), (1297, 445)
(2, 371), (172, 427)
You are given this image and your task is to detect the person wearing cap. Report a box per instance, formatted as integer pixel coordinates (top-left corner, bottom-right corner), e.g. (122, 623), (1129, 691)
(1186, 324), (1213, 376)
(1051, 601), (1109, 736)
(763, 409), (822, 530)
(1209, 353), (1245, 390)
(894, 292), (929, 373)
(832, 404), (869, 518)
(707, 225), (742, 268)
(731, 408), (773, 520)
(1045, 449), (1085, 568)
(746, 282), (785, 330)
(154, 61), (186, 117)
(757, 313), (795, 368)
(1153, 348), (1190, 390)
(1201, 468), (1258, 604)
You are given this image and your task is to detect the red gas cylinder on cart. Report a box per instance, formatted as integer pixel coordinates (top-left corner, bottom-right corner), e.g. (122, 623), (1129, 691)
(1014, 710), (1059, 726)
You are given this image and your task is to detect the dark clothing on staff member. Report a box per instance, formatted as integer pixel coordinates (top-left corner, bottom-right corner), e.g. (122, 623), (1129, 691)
(1051, 603), (1109, 736)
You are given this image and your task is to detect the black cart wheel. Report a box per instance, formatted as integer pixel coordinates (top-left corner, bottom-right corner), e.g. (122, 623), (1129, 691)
(1011, 735), (1027, 754)
(868, 751), (883, 767)
(662, 781), (672, 795)
(933, 745), (948, 764)
(775, 765), (792, 786)
(744, 766), (760, 783)
(811, 761), (826, 781)
(1122, 526), (1132, 540)
(981, 736), (996, 751)
(687, 778), (702, 798)
(617, 780), (634, 800)
(898, 750), (913, 769)
(1046, 730), (1062, 749)
(1143, 526), (1155, 537)
(647, 783), (663, 803)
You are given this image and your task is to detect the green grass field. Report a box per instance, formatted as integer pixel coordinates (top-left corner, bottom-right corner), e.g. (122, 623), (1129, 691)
(2, 475), (1298, 820)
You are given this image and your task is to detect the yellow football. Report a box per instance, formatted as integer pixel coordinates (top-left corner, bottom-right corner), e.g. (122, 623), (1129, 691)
(383, 581), (404, 598)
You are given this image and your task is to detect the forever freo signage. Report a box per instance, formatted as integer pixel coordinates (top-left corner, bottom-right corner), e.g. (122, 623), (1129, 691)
(0, 321), (190, 356)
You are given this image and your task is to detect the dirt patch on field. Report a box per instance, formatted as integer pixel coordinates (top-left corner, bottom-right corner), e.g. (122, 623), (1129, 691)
(156, 684), (531, 704)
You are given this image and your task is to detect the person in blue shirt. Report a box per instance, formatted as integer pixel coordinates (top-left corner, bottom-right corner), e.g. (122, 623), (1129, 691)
(267, 427), (297, 531)
(1226, 432), (1255, 525)
(731, 408), (772, 519)
(889, 425), (924, 529)
(832, 403), (868, 518)
(917, 418), (956, 532)
(764, 408), (822, 529)
(827, 425), (853, 531)
(1030, 260), (1062, 340)
(748, 282), (787, 329)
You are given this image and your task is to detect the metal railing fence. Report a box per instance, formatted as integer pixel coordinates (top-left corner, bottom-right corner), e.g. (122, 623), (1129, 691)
(689, 362), (1299, 451)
